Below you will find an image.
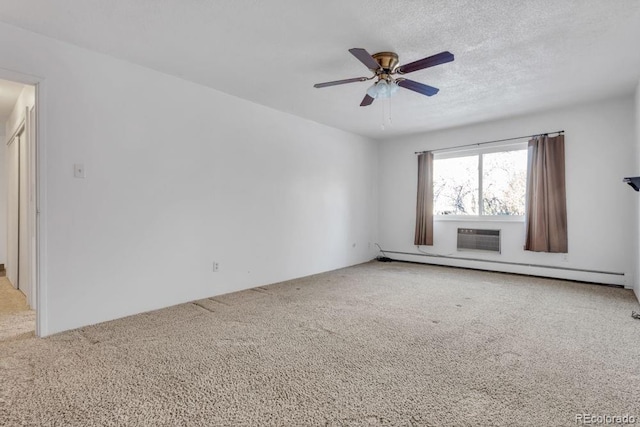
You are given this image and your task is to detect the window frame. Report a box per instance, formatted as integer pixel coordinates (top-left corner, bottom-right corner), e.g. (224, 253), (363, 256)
(433, 140), (528, 221)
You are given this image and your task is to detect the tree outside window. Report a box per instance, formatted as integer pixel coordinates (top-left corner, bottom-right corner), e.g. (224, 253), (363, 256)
(433, 144), (527, 217)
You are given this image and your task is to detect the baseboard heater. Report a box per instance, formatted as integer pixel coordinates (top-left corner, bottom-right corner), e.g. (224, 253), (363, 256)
(457, 228), (500, 253)
(379, 249), (624, 277)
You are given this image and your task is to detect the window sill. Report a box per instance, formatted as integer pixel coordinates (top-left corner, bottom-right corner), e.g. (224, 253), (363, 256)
(435, 215), (525, 223)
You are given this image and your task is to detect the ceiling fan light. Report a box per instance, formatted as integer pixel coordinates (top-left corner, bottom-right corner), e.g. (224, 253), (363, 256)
(366, 83), (379, 98)
(389, 81), (399, 96)
(379, 80), (400, 99)
(376, 80), (390, 98)
(366, 80), (399, 100)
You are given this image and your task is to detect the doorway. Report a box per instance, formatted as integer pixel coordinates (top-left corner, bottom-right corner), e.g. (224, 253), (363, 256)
(1, 78), (37, 340)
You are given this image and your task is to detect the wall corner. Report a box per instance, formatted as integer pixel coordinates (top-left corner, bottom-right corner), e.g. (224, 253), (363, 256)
(634, 79), (640, 302)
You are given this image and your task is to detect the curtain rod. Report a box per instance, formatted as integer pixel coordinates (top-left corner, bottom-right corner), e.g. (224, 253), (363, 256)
(414, 130), (564, 155)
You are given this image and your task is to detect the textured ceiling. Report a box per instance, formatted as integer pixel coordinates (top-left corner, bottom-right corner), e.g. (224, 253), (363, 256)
(0, 78), (26, 120)
(1, 1), (640, 139)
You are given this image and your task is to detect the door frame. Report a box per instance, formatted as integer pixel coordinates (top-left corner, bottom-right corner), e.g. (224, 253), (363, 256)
(1, 67), (47, 337)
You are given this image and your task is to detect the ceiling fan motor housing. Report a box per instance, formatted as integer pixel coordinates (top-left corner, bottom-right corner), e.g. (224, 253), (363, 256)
(372, 52), (399, 81)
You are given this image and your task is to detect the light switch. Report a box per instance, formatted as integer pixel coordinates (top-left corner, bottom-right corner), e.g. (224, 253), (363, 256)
(74, 163), (86, 178)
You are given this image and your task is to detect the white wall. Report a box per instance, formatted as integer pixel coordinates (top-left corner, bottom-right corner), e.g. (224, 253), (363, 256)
(0, 23), (379, 335)
(378, 96), (637, 287)
(0, 122), (5, 265)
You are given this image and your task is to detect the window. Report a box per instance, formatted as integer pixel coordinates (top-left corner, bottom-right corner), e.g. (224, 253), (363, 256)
(433, 142), (527, 217)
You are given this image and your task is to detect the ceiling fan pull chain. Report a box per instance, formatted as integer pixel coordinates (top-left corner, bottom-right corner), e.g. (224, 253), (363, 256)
(380, 98), (393, 130)
(381, 98), (392, 130)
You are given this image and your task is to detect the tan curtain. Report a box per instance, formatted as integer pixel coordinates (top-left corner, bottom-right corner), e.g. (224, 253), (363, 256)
(414, 152), (434, 246)
(525, 134), (568, 252)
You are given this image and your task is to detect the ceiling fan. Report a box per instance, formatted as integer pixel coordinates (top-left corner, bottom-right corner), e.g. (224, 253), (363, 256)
(314, 48), (454, 106)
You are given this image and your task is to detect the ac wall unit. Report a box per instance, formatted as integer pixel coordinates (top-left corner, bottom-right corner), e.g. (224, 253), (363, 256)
(457, 228), (501, 253)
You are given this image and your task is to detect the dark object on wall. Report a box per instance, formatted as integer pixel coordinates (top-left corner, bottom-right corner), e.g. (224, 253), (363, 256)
(623, 177), (640, 191)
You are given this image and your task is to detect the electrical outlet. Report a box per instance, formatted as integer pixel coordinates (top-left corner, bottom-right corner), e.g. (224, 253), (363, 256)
(213, 261), (219, 272)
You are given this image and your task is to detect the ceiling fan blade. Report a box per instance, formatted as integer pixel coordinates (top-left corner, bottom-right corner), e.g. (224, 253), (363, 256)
(397, 51), (454, 74)
(314, 77), (368, 88)
(397, 79), (440, 96)
(349, 48), (381, 71)
(360, 94), (375, 107)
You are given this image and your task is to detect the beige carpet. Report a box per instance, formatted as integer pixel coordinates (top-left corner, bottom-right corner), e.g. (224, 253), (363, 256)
(0, 277), (35, 342)
(1, 262), (639, 426)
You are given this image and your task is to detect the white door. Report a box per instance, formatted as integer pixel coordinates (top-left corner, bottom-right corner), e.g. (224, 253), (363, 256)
(19, 127), (31, 306)
(6, 132), (20, 289)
